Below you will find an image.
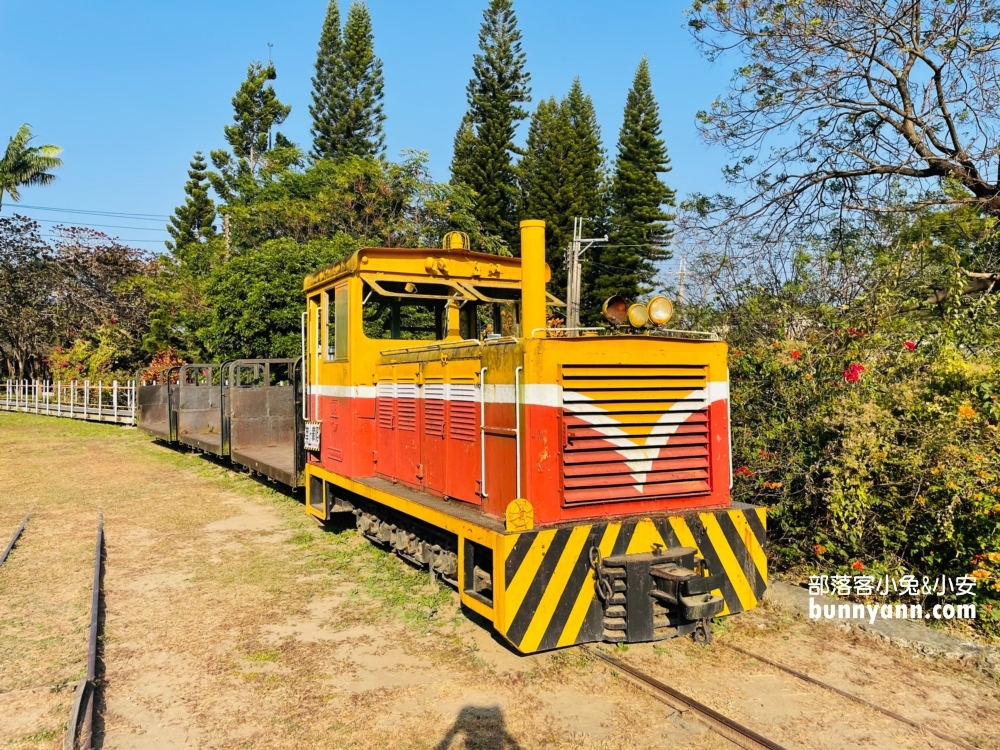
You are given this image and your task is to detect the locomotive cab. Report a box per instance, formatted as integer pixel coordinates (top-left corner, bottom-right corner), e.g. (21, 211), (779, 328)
(302, 220), (766, 652)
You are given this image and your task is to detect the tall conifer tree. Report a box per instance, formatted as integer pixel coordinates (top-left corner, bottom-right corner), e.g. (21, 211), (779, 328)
(450, 0), (531, 250)
(210, 61), (292, 202)
(521, 78), (606, 294)
(166, 152), (217, 257)
(310, 0), (345, 159)
(334, 2), (386, 158)
(587, 57), (674, 314)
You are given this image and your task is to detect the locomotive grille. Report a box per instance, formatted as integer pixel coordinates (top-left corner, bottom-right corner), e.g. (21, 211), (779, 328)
(396, 383), (418, 432)
(561, 364), (712, 505)
(448, 383), (478, 442)
(424, 383), (445, 437)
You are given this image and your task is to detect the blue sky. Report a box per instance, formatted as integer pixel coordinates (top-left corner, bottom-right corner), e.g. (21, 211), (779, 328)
(0, 0), (735, 251)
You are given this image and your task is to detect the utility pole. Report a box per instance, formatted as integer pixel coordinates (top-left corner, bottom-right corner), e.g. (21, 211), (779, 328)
(676, 254), (686, 310)
(565, 217), (608, 335)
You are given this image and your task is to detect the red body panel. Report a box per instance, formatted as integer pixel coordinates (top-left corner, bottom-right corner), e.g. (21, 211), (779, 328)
(308, 389), (730, 526)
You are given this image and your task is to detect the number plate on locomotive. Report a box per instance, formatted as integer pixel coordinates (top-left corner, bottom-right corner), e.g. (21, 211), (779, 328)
(304, 421), (321, 451)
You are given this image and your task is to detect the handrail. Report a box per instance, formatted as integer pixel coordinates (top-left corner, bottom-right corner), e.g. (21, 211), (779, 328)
(380, 338), (483, 357)
(530, 326), (720, 340)
(479, 366), (488, 500)
(300, 312), (308, 421)
(515, 365), (523, 499)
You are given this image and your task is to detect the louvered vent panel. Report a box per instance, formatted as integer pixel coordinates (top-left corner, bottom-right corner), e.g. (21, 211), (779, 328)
(561, 364), (712, 505)
(376, 382), (394, 429)
(424, 383), (445, 437)
(449, 383), (478, 442)
(396, 383), (418, 431)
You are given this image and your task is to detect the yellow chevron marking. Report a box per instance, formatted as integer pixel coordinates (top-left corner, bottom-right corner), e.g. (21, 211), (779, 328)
(504, 529), (557, 630)
(625, 519), (666, 554)
(700, 512), (756, 612)
(669, 516), (730, 616)
(556, 523), (619, 648)
(518, 525), (592, 653)
(730, 509), (768, 587)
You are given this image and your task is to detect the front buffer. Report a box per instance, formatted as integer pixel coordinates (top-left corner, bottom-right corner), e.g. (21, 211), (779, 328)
(495, 504), (767, 652)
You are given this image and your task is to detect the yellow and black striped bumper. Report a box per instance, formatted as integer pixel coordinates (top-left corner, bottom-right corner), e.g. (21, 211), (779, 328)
(495, 504), (767, 652)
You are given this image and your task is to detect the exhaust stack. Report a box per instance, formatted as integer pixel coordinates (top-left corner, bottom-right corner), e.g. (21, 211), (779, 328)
(519, 219), (546, 337)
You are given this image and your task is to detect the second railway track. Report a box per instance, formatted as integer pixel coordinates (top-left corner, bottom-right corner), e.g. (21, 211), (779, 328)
(585, 638), (980, 750)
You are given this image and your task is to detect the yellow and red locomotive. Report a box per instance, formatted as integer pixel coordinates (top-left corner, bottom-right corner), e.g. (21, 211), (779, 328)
(298, 220), (766, 652)
(137, 219), (765, 652)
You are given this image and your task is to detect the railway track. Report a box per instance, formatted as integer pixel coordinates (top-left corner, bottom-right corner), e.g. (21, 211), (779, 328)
(0, 508), (32, 566)
(586, 646), (789, 750)
(586, 639), (978, 750)
(64, 510), (104, 750)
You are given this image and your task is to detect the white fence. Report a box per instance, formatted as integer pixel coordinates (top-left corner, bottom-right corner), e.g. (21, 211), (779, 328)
(1, 379), (137, 425)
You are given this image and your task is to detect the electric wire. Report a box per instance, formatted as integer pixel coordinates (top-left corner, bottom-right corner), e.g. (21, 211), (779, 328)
(7, 203), (169, 220)
(24, 217), (169, 232)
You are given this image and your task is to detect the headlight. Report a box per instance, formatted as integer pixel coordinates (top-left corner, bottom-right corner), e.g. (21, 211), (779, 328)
(602, 295), (629, 326)
(647, 295), (674, 325)
(627, 303), (649, 327)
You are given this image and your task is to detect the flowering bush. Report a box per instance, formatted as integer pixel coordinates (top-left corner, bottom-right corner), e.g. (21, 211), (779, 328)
(47, 325), (137, 383)
(723, 294), (1000, 636)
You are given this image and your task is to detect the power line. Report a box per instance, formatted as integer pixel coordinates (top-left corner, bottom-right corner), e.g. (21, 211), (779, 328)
(39, 233), (165, 244)
(5, 203), (170, 221)
(27, 217), (169, 233)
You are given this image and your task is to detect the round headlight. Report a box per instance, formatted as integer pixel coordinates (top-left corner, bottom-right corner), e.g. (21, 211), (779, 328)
(602, 295), (629, 326)
(627, 303), (649, 327)
(647, 295), (674, 325)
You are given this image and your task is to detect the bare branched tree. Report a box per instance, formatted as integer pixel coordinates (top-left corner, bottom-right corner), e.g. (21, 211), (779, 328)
(687, 0), (1000, 286)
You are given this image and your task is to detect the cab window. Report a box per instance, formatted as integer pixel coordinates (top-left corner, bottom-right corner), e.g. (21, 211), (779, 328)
(324, 284), (349, 360)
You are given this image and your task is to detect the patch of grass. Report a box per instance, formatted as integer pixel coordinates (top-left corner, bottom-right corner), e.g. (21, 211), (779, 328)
(15, 727), (63, 743)
(614, 642), (629, 653)
(549, 648), (594, 671)
(246, 649), (281, 662)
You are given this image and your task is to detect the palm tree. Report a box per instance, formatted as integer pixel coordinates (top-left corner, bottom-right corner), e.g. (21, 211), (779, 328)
(0, 124), (64, 210)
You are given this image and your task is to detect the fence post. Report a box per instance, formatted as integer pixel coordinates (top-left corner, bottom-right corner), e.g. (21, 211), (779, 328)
(98, 380), (103, 421)
(84, 380), (89, 420)
(57, 381), (62, 416)
(130, 380), (136, 425)
(113, 380), (118, 422)
(70, 380), (76, 417)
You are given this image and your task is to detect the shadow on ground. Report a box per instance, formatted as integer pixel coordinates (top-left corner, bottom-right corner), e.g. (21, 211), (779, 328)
(434, 706), (523, 750)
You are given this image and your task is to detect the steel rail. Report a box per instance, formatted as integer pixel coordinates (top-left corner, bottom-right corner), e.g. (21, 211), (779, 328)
(64, 510), (103, 750)
(0, 508), (32, 567)
(585, 647), (789, 750)
(720, 642), (978, 750)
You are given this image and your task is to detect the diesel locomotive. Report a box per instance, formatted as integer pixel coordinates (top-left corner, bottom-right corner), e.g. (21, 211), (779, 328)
(137, 220), (767, 653)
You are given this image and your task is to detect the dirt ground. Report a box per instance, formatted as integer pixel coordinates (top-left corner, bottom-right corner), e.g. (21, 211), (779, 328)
(1, 412), (998, 750)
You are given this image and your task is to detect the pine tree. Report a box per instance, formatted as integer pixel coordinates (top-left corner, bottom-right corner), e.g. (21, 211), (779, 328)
(450, 0), (531, 250)
(451, 113), (477, 189)
(310, 0), (345, 159)
(210, 61), (292, 201)
(520, 78), (606, 295)
(333, 1), (386, 158)
(587, 57), (674, 315)
(166, 152), (217, 259)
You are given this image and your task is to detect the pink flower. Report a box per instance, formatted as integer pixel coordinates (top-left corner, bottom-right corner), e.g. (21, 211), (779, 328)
(843, 363), (866, 383)
(904, 341), (916, 351)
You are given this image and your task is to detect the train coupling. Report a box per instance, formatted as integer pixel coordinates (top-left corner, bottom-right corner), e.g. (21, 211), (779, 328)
(591, 545), (725, 645)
